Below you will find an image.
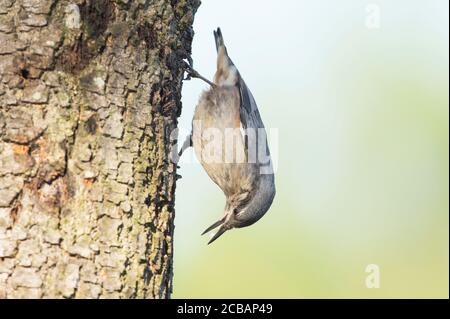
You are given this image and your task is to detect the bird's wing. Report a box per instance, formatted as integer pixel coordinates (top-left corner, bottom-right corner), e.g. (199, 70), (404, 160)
(238, 77), (265, 130)
(237, 77), (270, 166)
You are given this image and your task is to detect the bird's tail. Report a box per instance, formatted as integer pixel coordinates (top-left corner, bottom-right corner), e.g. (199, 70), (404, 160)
(213, 27), (225, 52)
(213, 27), (235, 84)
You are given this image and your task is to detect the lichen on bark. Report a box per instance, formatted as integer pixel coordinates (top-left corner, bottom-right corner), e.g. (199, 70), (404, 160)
(0, 0), (200, 298)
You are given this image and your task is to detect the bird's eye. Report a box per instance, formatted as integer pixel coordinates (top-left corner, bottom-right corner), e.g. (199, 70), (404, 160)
(233, 209), (238, 215)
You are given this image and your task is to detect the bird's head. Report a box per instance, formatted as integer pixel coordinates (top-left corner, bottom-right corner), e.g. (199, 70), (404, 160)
(202, 179), (275, 244)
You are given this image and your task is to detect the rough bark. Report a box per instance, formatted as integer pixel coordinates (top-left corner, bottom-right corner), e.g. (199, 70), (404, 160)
(0, 0), (200, 298)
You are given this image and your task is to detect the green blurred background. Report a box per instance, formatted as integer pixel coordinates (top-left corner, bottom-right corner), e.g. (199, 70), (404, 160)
(174, 0), (449, 298)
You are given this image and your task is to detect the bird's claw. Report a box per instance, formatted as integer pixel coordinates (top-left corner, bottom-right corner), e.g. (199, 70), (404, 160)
(182, 59), (217, 87)
(183, 61), (198, 78)
(185, 56), (194, 68)
(182, 59), (195, 81)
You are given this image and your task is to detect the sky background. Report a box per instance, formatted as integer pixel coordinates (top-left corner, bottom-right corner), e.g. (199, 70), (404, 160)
(173, 0), (449, 298)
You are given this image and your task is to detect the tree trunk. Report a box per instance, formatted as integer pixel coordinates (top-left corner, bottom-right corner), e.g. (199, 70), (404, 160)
(0, 0), (200, 298)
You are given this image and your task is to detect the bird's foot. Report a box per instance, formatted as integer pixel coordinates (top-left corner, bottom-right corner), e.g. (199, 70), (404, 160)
(182, 59), (194, 81)
(182, 61), (217, 88)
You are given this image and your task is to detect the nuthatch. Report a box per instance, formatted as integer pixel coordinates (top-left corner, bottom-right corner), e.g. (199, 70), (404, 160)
(180, 28), (275, 244)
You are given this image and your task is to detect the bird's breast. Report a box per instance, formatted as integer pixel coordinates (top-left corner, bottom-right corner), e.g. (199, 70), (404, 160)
(192, 87), (257, 196)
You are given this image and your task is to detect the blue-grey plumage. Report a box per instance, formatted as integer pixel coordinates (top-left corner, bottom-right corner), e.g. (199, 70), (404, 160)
(184, 28), (275, 244)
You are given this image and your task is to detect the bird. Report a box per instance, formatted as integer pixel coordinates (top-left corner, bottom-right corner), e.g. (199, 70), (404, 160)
(180, 28), (275, 244)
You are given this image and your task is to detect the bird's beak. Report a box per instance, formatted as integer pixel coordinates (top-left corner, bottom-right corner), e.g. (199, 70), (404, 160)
(201, 217), (225, 235)
(207, 225), (228, 245)
(201, 217), (229, 245)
